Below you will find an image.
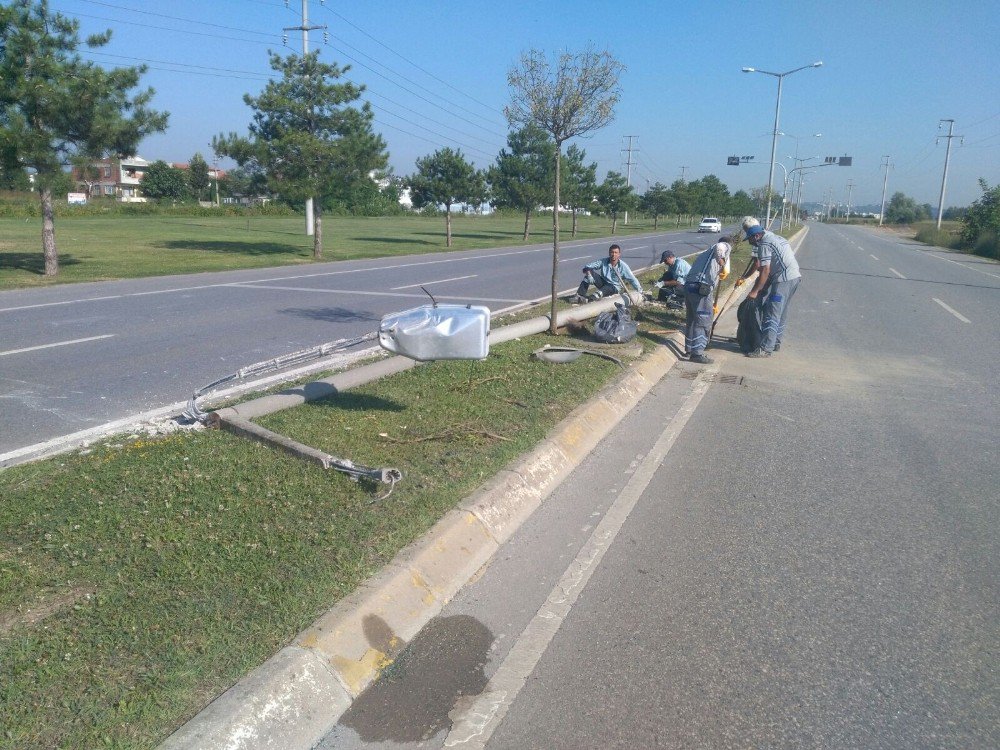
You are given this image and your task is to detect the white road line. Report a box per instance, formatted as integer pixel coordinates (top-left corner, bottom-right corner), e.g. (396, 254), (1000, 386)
(0, 334), (116, 357)
(888, 267), (907, 279)
(223, 283), (525, 304)
(390, 274), (477, 290)
(932, 297), (971, 323)
(870, 254), (879, 260)
(1, 238), (676, 314)
(444, 366), (717, 748)
(910, 246), (1000, 280)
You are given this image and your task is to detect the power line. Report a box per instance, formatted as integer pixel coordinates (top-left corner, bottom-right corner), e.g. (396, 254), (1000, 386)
(318, 4), (501, 119)
(60, 10), (279, 46)
(321, 40), (506, 139)
(73, 0), (276, 37)
(324, 34), (505, 132)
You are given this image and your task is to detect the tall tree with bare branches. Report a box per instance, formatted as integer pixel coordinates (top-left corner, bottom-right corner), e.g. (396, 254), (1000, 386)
(506, 47), (624, 332)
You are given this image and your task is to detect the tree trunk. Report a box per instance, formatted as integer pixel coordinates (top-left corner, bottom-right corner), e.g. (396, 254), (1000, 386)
(313, 204), (323, 259)
(523, 206), (531, 241)
(41, 187), (58, 276)
(611, 214), (618, 234)
(571, 207), (578, 237)
(654, 214), (659, 230)
(549, 149), (561, 334)
(446, 205), (452, 247)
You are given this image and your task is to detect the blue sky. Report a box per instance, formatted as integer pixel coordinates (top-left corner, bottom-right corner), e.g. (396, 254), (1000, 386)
(54, 0), (998, 209)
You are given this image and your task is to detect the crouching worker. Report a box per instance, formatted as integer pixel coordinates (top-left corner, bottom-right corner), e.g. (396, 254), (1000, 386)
(575, 244), (642, 304)
(653, 250), (691, 308)
(683, 240), (732, 365)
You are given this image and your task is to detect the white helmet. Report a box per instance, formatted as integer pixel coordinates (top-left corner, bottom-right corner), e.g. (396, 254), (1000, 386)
(741, 216), (760, 232)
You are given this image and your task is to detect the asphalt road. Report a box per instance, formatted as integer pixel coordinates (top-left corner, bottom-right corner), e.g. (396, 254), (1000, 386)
(317, 222), (999, 749)
(0, 225), (720, 459)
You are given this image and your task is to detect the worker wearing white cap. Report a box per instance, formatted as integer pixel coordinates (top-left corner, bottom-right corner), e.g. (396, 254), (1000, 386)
(744, 224), (801, 357)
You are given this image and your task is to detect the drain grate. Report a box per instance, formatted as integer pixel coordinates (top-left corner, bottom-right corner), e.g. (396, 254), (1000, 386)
(679, 371), (745, 385)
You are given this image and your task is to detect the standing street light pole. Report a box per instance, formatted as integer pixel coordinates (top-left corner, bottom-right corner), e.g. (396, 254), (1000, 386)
(878, 156), (891, 226)
(742, 62), (823, 230)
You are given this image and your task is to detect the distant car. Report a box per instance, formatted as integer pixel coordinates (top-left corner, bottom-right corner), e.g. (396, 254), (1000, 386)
(698, 217), (722, 233)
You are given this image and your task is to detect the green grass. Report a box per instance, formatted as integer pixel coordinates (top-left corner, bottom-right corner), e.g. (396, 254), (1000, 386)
(0, 213), (698, 290)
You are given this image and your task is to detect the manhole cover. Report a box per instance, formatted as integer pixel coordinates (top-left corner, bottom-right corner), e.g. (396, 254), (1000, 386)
(679, 371), (746, 386)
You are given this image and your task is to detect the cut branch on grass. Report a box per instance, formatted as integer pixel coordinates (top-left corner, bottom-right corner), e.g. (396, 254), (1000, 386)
(378, 426), (512, 444)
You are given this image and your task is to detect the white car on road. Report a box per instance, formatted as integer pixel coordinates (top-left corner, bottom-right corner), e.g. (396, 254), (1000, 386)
(698, 217), (722, 233)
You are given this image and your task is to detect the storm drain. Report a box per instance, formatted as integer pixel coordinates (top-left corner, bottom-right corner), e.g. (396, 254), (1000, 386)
(679, 371), (746, 386)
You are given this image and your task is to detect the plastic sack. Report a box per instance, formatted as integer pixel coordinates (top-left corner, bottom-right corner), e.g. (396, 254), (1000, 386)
(594, 303), (638, 344)
(736, 297), (762, 354)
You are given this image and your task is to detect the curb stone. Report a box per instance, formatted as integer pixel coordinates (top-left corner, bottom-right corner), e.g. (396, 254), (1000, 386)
(160, 341), (679, 750)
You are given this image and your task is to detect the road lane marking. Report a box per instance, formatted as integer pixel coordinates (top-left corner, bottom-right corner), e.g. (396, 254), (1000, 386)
(870, 254), (879, 260)
(0, 334), (115, 357)
(932, 298), (971, 323)
(444, 366), (717, 748)
(390, 274), (477, 290)
(913, 247), (1000, 280)
(223, 283), (525, 304)
(888, 267), (907, 279)
(1, 236), (688, 314)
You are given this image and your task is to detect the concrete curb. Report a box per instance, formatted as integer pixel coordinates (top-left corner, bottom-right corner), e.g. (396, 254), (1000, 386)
(160, 339), (681, 750)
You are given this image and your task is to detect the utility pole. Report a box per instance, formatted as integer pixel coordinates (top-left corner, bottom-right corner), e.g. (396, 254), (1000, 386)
(284, 0), (325, 237)
(936, 119), (963, 230)
(622, 135), (637, 225)
(679, 166), (688, 182)
(878, 156), (891, 226)
(845, 181), (854, 223)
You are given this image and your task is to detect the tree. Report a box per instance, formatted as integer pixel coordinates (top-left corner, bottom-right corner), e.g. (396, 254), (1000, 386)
(214, 50), (387, 259)
(506, 46), (625, 333)
(885, 192), (927, 224)
(487, 124), (555, 241)
(141, 160), (188, 201)
(730, 190), (756, 218)
(640, 182), (672, 230)
(669, 179), (695, 226)
(187, 152), (211, 201)
(961, 179), (1000, 247)
(0, 0), (167, 275)
(562, 143), (597, 237)
(408, 147), (484, 247)
(595, 171), (637, 234)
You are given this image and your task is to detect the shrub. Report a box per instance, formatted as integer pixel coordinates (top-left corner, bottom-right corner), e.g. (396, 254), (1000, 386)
(972, 231), (999, 260)
(914, 227), (958, 249)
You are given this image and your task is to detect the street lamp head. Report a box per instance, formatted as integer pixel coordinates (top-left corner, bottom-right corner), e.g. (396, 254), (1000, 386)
(742, 67), (755, 73)
(812, 61), (823, 67)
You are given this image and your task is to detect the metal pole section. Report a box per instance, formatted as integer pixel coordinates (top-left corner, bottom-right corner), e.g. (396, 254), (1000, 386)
(879, 156), (890, 226)
(764, 74), (783, 230)
(845, 181), (854, 223)
(936, 119), (956, 230)
(622, 135), (636, 225)
(302, 0), (315, 236)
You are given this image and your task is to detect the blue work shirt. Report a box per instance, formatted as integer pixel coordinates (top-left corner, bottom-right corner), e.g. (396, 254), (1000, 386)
(756, 231), (801, 282)
(659, 257), (691, 285)
(583, 257), (642, 292)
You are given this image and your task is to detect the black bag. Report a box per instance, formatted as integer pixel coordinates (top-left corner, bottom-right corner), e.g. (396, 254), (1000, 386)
(594, 302), (638, 344)
(736, 297), (762, 354)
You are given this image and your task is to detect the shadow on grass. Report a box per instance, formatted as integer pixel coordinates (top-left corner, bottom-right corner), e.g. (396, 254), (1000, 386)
(278, 306), (381, 323)
(0, 252), (81, 275)
(349, 236), (435, 246)
(155, 240), (309, 256)
(308, 390), (405, 413)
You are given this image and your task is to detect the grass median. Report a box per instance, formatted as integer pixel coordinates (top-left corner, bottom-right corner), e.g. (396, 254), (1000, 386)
(0, 236), (751, 748)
